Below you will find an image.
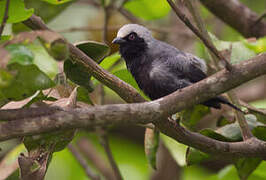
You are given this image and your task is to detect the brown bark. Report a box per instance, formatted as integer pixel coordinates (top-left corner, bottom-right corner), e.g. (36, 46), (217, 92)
(200, 0), (266, 38)
(0, 53), (266, 158)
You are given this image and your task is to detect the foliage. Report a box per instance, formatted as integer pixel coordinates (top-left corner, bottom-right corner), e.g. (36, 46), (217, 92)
(0, 0), (266, 179)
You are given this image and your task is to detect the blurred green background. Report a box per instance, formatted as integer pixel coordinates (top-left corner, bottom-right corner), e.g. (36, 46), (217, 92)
(1, 0), (266, 179)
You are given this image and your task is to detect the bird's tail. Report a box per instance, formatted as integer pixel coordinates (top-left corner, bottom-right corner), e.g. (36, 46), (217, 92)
(214, 96), (244, 113)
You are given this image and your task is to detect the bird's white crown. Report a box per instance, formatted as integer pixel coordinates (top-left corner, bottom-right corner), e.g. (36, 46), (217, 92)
(116, 24), (152, 40)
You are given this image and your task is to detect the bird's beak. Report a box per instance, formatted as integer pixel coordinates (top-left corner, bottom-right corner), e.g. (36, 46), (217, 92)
(112, 37), (126, 44)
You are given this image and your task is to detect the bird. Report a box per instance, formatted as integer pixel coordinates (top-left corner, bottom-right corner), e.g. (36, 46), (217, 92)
(112, 24), (242, 112)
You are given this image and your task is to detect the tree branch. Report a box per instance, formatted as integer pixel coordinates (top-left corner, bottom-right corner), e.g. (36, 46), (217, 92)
(239, 100), (266, 116)
(254, 11), (266, 25)
(200, 0), (266, 38)
(23, 14), (145, 104)
(19, 14), (266, 158)
(0, 53), (266, 158)
(166, 0), (232, 71)
(98, 131), (123, 180)
(77, 138), (116, 180)
(228, 91), (253, 140)
(68, 144), (100, 180)
(184, 0), (253, 140)
(0, 0), (10, 39)
(184, 0), (219, 68)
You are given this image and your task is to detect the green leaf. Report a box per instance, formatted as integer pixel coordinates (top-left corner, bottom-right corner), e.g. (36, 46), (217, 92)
(0, 43), (57, 104)
(124, 0), (171, 20)
(185, 128), (233, 166)
(23, 91), (56, 108)
(41, 0), (73, 5)
(215, 163), (266, 180)
(252, 126), (266, 141)
(200, 129), (235, 142)
(74, 41), (110, 63)
(0, 0), (33, 24)
(144, 128), (159, 170)
(100, 53), (121, 70)
(0, 144), (26, 180)
(160, 133), (187, 166)
(217, 165), (239, 180)
(27, 43), (59, 79)
(64, 41), (110, 91)
(5, 44), (34, 65)
(77, 86), (93, 105)
(21, 130), (75, 180)
(185, 116), (262, 166)
(46, 134), (150, 180)
(0, 63), (55, 104)
(113, 69), (139, 90)
(0, 35), (11, 44)
(210, 34), (256, 64)
(180, 105), (210, 130)
(216, 114), (262, 141)
(64, 59), (94, 91)
(243, 37), (266, 54)
(216, 116), (232, 127)
(45, 39), (69, 61)
(24, 130), (75, 153)
(0, 69), (13, 88)
(186, 147), (210, 166)
(253, 161), (266, 179)
(113, 69), (149, 100)
(234, 158), (262, 180)
(12, 0), (73, 33)
(26, 0), (72, 21)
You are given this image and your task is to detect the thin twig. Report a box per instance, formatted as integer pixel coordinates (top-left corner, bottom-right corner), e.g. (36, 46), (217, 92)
(77, 138), (116, 180)
(120, 0), (129, 7)
(98, 130), (123, 180)
(68, 144), (101, 180)
(239, 100), (266, 116)
(103, 6), (110, 44)
(184, 0), (219, 68)
(0, 53), (265, 157)
(0, 0), (10, 39)
(138, 123), (155, 130)
(254, 11), (266, 25)
(228, 92), (253, 140)
(20, 14), (266, 158)
(166, 0), (233, 71)
(118, 7), (142, 24)
(225, 45), (253, 140)
(184, 0), (252, 140)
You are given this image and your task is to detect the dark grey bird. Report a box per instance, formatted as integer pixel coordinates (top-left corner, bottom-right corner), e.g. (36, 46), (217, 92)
(112, 24), (241, 111)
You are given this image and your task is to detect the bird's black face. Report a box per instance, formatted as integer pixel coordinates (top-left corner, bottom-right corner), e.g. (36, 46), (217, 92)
(112, 32), (148, 60)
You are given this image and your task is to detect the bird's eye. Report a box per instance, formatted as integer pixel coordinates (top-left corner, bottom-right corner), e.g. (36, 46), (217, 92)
(128, 33), (136, 41)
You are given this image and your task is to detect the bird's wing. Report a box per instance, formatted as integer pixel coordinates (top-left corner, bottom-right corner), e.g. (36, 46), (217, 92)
(165, 52), (207, 83)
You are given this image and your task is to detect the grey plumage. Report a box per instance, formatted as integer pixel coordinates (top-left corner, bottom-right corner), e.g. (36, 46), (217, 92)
(112, 24), (242, 111)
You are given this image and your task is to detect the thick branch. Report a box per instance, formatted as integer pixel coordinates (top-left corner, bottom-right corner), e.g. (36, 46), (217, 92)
(200, 0), (266, 38)
(19, 14), (266, 158)
(0, 53), (266, 158)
